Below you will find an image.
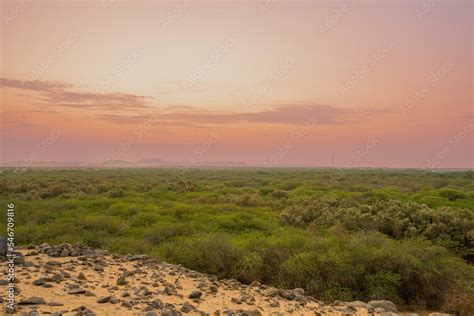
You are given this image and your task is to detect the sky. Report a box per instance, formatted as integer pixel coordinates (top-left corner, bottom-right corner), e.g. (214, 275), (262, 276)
(0, 0), (473, 168)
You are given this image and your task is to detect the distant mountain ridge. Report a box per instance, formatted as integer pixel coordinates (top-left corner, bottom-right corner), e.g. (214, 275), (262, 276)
(1, 158), (249, 168)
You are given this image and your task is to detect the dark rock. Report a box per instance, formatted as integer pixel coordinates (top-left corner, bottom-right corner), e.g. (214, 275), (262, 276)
(0, 236), (7, 256)
(188, 290), (202, 299)
(121, 300), (133, 308)
(278, 289), (295, 300)
(32, 278), (45, 286)
(97, 296), (110, 303)
(18, 296), (46, 305)
(94, 264), (104, 272)
(72, 305), (95, 315)
(161, 305), (180, 316)
(181, 302), (196, 313)
(67, 288), (86, 295)
(77, 272), (87, 280)
(60, 248), (69, 257)
(117, 276), (127, 285)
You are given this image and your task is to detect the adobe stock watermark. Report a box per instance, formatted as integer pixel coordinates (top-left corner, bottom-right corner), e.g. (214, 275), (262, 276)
(20, 128), (63, 169)
(258, 0), (279, 14)
(425, 120), (474, 170)
(95, 51), (140, 95)
(171, 131), (223, 179)
(6, 203), (16, 312)
(340, 40), (393, 96)
(416, 0), (440, 19)
(109, 114), (160, 161)
(401, 60), (454, 116)
(242, 56), (295, 111)
(23, 32), (78, 82)
(161, 0), (191, 31)
(264, 116), (319, 168)
(3, 0), (32, 25)
(337, 136), (379, 172)
(182, 35), (239, 89)
(320, 0), (357, 34)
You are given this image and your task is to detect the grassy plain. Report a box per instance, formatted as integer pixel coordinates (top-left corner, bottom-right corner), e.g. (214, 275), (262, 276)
(1, 168), (473, 313)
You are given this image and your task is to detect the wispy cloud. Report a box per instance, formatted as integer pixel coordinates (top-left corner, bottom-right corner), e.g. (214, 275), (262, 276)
(0, 77), (154, 111)
(0, 78), (73, 91)
(95, 104), (365, 127)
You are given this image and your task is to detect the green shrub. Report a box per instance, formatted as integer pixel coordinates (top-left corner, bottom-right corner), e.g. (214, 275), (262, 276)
(439, 189), (466, 201)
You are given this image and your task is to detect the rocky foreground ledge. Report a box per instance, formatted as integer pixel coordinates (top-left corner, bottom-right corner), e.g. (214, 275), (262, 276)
(0, 243), (448, 316)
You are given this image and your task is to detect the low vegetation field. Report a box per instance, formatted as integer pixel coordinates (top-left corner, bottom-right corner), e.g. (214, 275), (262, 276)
(1, 168), (473, 313)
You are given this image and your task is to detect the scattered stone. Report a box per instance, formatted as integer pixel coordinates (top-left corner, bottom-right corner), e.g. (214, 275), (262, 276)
(67, 287), (86, 295)
(116, 276), (127, 285)
(292, 288), (304, 295)
(181, 302), (196, 313)
(97, 296), (111, 303)
(188, 290), (202, 299)
(348, 301), (370, 309)
(278, 289), (295, 300)
(368, 300), (398, 313)
(77, 272), (87, 280)
(32, 278), (45, 286)
(18, 297), (46, 305)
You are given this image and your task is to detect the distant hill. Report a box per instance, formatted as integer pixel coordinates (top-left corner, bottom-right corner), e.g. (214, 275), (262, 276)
(136, 158), (170, 166)
(102, 160), (137, 167)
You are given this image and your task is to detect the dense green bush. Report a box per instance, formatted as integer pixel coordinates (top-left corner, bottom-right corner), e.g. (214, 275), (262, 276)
(281, 197), (474, 261)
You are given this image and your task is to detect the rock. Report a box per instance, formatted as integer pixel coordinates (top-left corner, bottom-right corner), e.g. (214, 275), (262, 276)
(72, 305), (95, 315)
(5, 303), (17, 314)
(97, 296), (110, 303)
(250, 281), (261, 287)
(60, 248), (69, 257)
(428, 314), (452, 316)
(94, 264), (104, 272)
(0, 236), (7, 256)
(122, 300), (133, 308)
(181, 302), (196, 313)
(161, 305), (180, 316)
(32, 278), (45, 286)
(77, 272), (87, 280)
(48, 301), (64, 306)
(368, 300), (398, 313)
(264, 288), (279, 297)
(18, 296), (46, 305)
(292, 288), (305, 295)
(188, 290), (202, 299)
(117, 276), (127, 285)
(67, 287), (86, 295)
(278, 289), (295, 300)
(348, 301), (370, 309)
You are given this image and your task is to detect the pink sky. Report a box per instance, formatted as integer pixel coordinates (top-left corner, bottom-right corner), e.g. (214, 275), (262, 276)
(0, 0), (473, 168)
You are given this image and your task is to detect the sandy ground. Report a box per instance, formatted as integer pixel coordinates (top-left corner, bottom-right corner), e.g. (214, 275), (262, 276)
(0, 247), (409, 315)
